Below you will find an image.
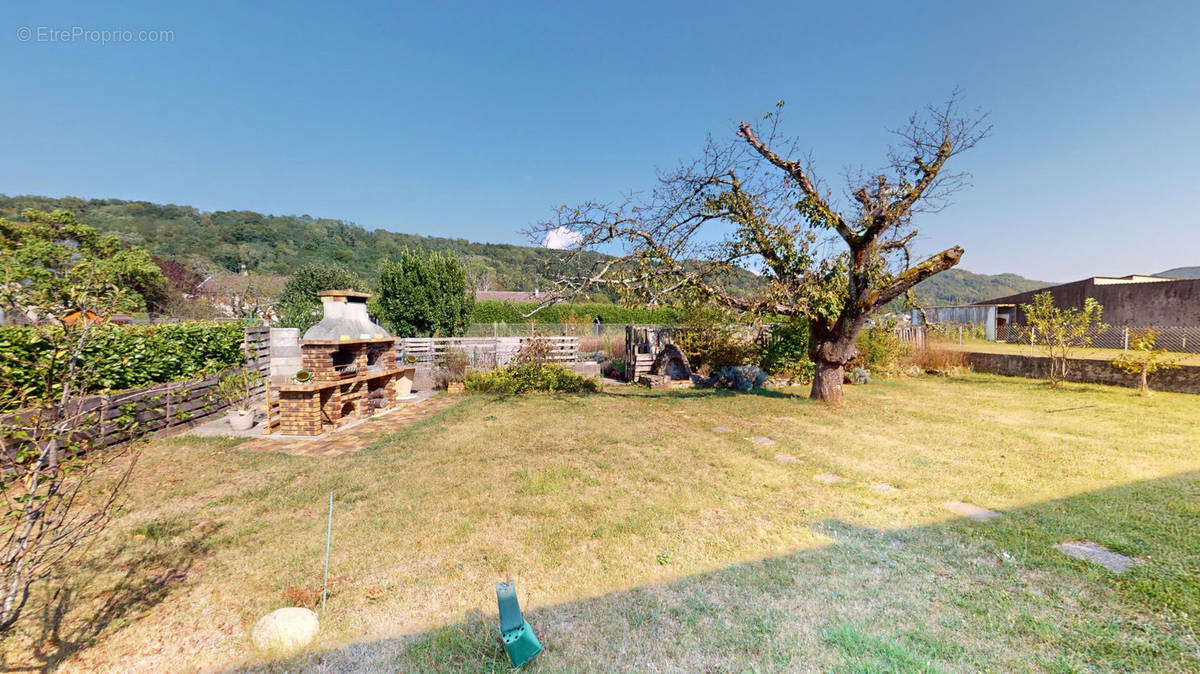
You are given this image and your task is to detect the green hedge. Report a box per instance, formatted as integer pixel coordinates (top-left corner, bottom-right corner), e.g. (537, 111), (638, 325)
(0, 321), (247, 404)
(468, 301), (686, 325)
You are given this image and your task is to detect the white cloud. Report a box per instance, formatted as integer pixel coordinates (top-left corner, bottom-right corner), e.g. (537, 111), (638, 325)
(542, 226), (582, 250)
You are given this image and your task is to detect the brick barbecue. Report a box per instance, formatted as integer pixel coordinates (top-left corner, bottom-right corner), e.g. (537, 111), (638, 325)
(265, 290), (415, 436)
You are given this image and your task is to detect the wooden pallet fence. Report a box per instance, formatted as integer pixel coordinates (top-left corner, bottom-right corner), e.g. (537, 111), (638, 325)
(1, 326), (272, 452)
(396, 336), (578, 368)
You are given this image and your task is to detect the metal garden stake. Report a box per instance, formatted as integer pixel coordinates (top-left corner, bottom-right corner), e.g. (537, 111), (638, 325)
(322, 491), (332, 615)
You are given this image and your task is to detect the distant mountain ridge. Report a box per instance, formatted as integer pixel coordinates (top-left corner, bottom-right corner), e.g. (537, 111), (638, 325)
(0, 194), (572, 291)
(0, 193), (1051, 306)
(907, 268), (1052, 307)
(1157, 267), (1200, 279)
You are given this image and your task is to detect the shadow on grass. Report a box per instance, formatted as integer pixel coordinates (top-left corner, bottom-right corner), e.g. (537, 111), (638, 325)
(598, 386), (814, 402)
(235, 472), (1199, 673)
(0, 520), (221, 673)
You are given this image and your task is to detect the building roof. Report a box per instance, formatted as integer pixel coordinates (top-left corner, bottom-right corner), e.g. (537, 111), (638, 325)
(1090, 274), (1174, 285)
(974, 274), (1195, 306)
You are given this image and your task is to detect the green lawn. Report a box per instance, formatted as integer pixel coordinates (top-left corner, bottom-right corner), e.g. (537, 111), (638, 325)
(942, 337), (1200, 366)
(4, 374), (1198, 672)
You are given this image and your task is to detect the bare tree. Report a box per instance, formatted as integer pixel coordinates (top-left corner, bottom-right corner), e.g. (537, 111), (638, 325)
(0, 214), (145, 632)
(530, 94), (988, 404)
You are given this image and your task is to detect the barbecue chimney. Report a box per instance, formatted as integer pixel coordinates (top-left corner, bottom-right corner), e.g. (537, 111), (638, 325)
(302, 290), (390, 341)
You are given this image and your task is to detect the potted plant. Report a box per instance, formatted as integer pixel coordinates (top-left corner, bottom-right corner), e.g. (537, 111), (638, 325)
(217, 370), (263, 431)
(396, 354), (418, 398)
(442, 349), (470, 393)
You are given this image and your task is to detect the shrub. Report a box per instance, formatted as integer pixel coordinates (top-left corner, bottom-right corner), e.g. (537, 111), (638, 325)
(760, 320), (814, 381)
(714, 365), (768, 391)
(216, 370), (263, 411)
(676, 306), (758, 372)
(904, 347), (969, 376)
(434, 348), (472, 389)
(464, 362), (601, 394)
(276, 264), (369, 333)
(513, 339), (552, 365)
(376, 248), (474, 338)
(848, 320), (908, 377)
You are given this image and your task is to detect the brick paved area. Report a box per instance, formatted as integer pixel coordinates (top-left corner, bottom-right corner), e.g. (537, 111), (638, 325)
(235, 394), (461, 457)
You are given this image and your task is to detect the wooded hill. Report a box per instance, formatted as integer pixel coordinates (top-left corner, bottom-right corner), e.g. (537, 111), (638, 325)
(0, 194), (1051, 306)
(1158, 267), (1200, 279)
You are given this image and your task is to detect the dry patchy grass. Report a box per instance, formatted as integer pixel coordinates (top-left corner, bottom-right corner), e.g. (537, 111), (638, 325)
(2, 375), (1197, 672)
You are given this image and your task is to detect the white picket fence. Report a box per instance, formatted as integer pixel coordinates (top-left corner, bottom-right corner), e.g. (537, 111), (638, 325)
(395, 336), (578, 369)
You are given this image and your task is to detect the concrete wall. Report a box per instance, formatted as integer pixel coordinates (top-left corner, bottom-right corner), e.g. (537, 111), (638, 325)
(269, 328), (301, 379)
(982, 278), (1200, 327)
(965, 352), (1200, 394)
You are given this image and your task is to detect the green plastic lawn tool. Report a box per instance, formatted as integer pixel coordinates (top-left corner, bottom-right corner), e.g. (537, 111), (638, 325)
(496, 580), (542, 669)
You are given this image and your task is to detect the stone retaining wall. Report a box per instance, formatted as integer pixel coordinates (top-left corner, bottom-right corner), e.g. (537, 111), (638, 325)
(964, 352), (1200, 394)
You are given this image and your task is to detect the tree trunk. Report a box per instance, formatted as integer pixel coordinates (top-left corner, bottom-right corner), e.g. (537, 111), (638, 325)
(811, 359), (845, 405)
(809, 323), (858, 405)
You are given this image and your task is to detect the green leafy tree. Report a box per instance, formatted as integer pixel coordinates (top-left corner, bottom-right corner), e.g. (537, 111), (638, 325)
(1021, 291), (1105, 387)
(0, 209), (167, 316)
(1110, 328), (1179, 395)
(375, 249), (474, 337)
(275, 264), (368, 333)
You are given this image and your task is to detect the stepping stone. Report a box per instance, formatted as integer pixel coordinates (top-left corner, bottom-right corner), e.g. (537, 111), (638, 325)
(945, 501), (1002, 522)
(1055, 540), (1138, 573)
(711, 426), (733, 434)
(814, 473), (846, 485)
(870, 482), (899, 494)
(774, 454), (799, 464)
(747, 436), (776, 446)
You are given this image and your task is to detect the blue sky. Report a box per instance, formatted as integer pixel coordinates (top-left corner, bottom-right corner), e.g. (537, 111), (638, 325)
(2, 1), (1197, 281)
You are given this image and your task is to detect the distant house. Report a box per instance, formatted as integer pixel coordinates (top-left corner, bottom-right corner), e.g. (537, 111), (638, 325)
(976, 274), (1199, 328)
(62, 310), (133, 326)
(196, 272), (287, 320)
(474, 289), (558, 303)
(913, 274), (1200, 341)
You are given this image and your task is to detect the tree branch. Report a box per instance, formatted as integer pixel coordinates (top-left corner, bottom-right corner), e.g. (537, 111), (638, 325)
(737, 121), (856, 244)
(872, 246), (964, 307)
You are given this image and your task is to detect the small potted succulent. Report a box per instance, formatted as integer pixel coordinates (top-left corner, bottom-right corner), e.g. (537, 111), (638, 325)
(217, 370), (263, 431)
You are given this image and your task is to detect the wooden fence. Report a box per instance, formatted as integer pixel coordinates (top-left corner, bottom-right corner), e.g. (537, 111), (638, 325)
(396, 335), (578, 368)
(1, 326), (271, 451)
(894, 325), (925, 349)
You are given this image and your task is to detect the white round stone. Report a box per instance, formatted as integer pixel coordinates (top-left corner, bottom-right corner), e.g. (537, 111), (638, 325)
(251, 606), (319, 653)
